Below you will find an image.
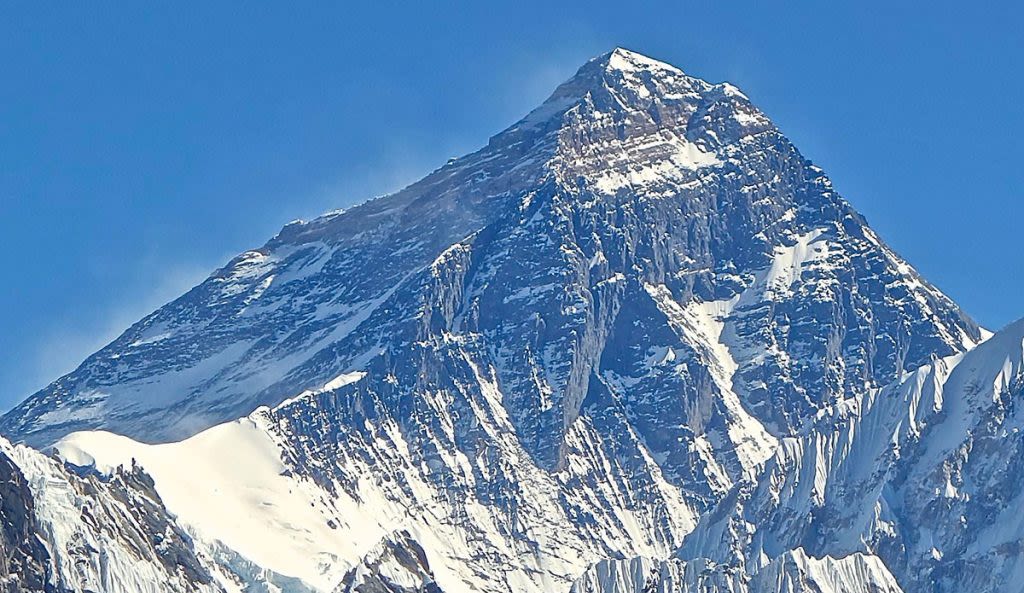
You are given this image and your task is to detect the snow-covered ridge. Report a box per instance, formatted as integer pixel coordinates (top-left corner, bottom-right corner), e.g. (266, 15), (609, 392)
(0, 437), (226, 592)
(670, 318), (1024, 593)
(55, 414), (354, 592)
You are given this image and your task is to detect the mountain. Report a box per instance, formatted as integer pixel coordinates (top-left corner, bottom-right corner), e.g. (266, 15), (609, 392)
(0, 48), (1013, 593)
(1, 48), (981, 450)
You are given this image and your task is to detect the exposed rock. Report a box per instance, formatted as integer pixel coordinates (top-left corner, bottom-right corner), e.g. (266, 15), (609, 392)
(0, 451), (53, 593)
(335, 531), (442, 593)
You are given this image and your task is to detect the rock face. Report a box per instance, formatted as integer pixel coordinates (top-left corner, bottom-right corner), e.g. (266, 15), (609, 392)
(335, 531), (442, 593)
(0, 48), (1014, 593)
(0, 451), (51, 593)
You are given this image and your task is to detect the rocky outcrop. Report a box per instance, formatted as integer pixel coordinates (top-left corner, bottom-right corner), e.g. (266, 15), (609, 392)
(0, 451), (52, 593)
(334, 531), (441, 593)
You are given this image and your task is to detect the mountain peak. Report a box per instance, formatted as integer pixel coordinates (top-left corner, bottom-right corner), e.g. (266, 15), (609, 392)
(489, 48), (776, 197)
(549, 47), (700, 103)
(596, 47), (682, 75)
(2, 46), (981, 461)
(498, 49), (719, 155)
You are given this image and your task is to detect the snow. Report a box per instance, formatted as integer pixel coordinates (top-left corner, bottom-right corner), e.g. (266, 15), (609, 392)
(604, 47), (682, 76)
(589, 138), (721, 195)
(1, 438), (227, 593)
(321, 370), (367, 391)
(56, 413), (363, 592)
(276, 370), (367, 408)
(760, 229), (830, 299)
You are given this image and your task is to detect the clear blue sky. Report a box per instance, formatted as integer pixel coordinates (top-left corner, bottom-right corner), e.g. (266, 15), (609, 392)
(2, 2), (1021, 409)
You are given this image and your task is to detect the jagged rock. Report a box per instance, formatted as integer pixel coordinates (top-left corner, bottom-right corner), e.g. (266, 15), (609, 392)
(571, 549), (904, 593)
(0, 451), (53, 593)
(334, 531), (442, 593)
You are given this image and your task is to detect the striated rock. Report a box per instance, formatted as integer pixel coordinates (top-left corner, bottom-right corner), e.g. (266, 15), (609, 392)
(675, 319), (1024, 593)
(571, 549), (904, 593)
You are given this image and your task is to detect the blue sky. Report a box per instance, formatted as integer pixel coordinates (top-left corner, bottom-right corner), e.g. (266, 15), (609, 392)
(2, 2), (1021, 409)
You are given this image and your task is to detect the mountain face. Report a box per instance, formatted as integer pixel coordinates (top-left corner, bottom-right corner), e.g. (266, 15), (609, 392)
(677, 319), (1024, 593)
(0, 48), (1014, 593)
(0, 449), (51, 593)
(575, 319), (1024, 593)
(570, 550), (905, 593)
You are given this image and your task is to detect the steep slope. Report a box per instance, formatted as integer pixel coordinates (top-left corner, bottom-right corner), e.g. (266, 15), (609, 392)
(8, 48), (993, 593)
(671, 318), (1024, 593)
(0, 435), (334, 593)
(0, 450), (51, 593)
